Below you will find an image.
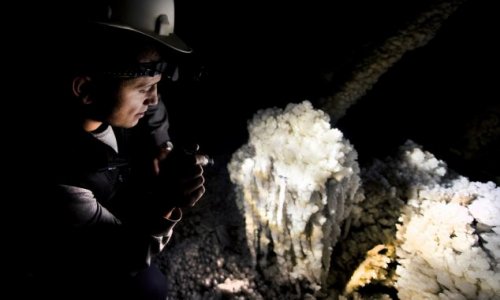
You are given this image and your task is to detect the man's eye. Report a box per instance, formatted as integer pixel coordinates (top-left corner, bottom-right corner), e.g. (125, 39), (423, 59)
(139, 85), (154, 93)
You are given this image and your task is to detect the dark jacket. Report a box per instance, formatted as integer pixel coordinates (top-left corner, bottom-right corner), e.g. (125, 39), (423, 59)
(21, 100), (179, 294)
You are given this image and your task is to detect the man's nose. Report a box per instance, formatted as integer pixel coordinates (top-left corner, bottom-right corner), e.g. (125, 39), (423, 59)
(146, 87), (159, 106)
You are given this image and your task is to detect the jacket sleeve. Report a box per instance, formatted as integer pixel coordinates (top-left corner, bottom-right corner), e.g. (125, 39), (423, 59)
(54, 184), (181, 274)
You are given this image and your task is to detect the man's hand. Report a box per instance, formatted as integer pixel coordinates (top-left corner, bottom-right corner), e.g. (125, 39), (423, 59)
(154, 145), (209, 217)
(152, 141), (174, 176)
(171, 153), (206, 208)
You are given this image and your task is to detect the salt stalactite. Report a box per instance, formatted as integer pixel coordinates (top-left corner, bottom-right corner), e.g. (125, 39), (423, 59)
(228, 101), (364, 293)
(319, 0), (466, 124)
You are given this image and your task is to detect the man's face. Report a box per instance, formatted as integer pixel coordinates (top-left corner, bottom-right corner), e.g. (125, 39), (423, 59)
(106, 73), (162, 128)
(105, 49), (163, 128)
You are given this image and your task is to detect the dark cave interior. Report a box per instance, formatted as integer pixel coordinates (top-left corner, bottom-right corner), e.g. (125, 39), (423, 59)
(6, 1), (498, 297)
(165, 0), (498, 183)
(10, 0), (498, 183)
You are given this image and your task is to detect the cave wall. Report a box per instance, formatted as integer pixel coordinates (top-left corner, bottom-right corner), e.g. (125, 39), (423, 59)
(169, 0), (497, 182)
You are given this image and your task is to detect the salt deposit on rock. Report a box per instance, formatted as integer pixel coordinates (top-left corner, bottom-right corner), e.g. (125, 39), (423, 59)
(228, 101), (364, 293)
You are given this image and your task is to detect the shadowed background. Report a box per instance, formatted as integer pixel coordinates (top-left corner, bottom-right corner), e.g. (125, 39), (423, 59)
(164, 0), (498, 182)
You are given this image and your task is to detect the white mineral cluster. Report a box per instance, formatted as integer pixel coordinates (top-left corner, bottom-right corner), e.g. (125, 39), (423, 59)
(356, 140), (500, 299)
(394, 145), (500, 299)
(228, 101), (364, 292)
(331, 140), (500, 299)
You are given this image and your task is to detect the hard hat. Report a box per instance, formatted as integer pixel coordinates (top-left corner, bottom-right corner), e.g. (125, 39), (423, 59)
(84, 0), (191, 53)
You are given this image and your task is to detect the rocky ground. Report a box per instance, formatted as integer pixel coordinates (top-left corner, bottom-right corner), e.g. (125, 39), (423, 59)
(155, 155), (272, 300)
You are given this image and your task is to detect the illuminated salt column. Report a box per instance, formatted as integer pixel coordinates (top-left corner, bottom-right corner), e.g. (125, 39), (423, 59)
(228, 101), (364, 291)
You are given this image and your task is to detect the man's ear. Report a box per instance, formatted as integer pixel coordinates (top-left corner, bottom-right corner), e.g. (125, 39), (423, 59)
(72, 76), (93, 104)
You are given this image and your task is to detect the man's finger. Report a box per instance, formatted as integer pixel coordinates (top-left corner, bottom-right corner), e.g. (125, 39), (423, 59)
(195, 154), (214, 166)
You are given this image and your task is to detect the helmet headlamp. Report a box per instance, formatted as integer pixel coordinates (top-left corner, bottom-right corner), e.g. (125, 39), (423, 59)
(98, 60), (177, 80)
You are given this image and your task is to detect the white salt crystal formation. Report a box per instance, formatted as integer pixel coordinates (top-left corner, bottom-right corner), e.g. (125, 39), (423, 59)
(330, 140), (446, 297)
(394, 143), (500, 299)
(228, 101), (364, 292)
(337, 140), (499, 300)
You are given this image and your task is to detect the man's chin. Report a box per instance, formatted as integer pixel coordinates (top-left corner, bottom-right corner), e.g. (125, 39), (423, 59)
(114, 121), (139, 129)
